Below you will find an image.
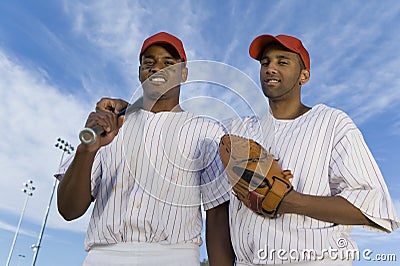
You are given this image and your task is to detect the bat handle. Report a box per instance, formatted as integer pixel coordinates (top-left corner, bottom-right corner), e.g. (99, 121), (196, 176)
(79, 125), (104, 145)
(78, 106), (128, 145)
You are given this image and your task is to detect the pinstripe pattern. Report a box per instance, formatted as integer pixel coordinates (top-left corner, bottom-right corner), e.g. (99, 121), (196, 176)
(228, 104), (400, 265)
(61, 109), (230, 251)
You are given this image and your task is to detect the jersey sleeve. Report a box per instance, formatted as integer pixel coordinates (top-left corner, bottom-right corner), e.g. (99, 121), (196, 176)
(329, 127), (400, 232)
(54, 149), (103, 199)
(198, 132), (231, 211)
(54, 152), (75, 181)
(89, 151), (103, 198)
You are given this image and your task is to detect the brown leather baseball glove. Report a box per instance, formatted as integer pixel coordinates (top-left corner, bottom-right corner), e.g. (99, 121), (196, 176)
(219, 134), (293, 218)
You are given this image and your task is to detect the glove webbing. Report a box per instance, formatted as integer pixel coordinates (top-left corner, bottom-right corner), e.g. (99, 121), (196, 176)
(260, 175), (292, 217)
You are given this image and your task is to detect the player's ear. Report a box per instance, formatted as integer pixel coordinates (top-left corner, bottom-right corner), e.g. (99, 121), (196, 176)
(299, 69), (310, 85)
(138, 65), (145, 83)
(181, 65), (188, 83)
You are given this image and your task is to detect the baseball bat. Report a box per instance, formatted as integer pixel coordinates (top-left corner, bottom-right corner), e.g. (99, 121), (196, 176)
(79, 97), (143, 145)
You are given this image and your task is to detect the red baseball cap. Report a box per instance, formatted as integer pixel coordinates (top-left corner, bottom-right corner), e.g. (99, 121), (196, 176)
(249, 34), (310, 70)
(139, 32), (187, 62)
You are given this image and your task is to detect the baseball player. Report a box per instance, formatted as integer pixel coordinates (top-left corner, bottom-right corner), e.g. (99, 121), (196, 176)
(224, 34), (400, 265)
(57, 32), (234, 266)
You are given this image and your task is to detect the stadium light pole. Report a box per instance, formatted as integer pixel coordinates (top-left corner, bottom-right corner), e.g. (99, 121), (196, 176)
(31, 138), (74, 266)
(6, 180), (35, 266)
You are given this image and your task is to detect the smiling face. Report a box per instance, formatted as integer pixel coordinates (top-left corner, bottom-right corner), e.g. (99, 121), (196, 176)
(259, 43), (309, 101)
(139, 44), (187, 103)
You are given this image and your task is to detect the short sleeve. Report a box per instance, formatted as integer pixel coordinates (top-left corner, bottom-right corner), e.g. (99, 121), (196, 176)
(54, 152), (75, 181)
(53, 150), (103, 199)
(198, 137), (231, 211)
(330, 129), (400, 232)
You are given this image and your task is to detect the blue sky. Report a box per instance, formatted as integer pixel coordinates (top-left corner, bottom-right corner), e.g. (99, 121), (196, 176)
(1, 0), (400, 265)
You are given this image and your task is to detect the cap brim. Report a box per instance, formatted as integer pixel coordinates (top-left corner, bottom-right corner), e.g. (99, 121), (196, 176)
(249, 35), (279, 60)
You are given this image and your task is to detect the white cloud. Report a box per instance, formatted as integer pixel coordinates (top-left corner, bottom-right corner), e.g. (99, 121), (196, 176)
(60, 0), (213, 101)
(300, 3), (400, 126)
(0, 48), (91, 232)
(0, 220), (38, 240)
(181, 60), (268, 120)
(64, 1), (143, 59)
(62, 0), (210, 61)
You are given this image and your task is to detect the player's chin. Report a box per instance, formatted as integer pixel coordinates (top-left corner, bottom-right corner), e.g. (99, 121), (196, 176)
(261, 88), (275, 98)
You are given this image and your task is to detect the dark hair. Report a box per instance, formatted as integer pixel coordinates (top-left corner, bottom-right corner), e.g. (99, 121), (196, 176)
(298, 55), (306, 70)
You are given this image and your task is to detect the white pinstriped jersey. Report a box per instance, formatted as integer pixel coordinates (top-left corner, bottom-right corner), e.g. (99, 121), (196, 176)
(60, 109), (230, 251)
(227, 104), (400, 265)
